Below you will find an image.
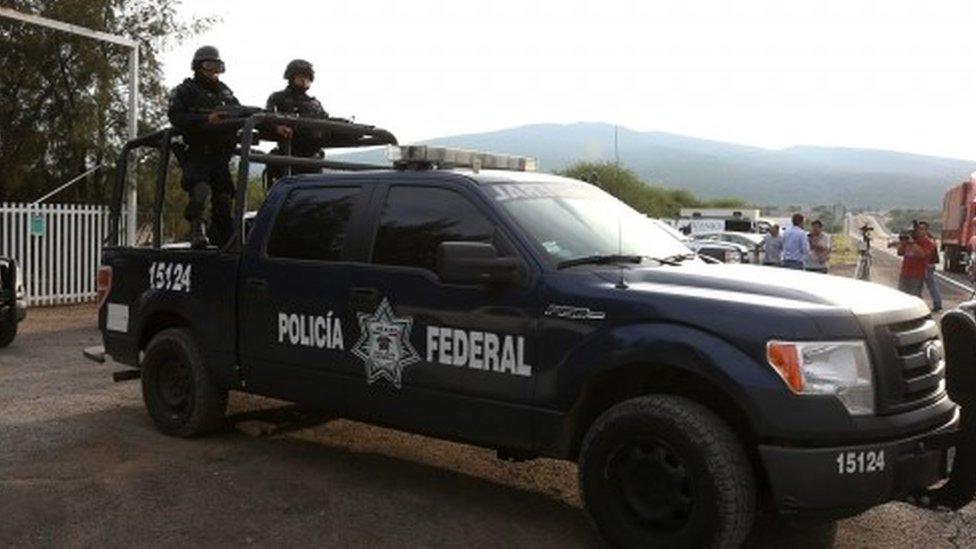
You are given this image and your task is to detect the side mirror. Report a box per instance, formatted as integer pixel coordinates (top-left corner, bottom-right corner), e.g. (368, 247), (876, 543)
(437, 241), (519, 285)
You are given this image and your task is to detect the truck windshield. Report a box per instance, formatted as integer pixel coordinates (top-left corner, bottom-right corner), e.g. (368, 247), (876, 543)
(490, 180), (694, 266)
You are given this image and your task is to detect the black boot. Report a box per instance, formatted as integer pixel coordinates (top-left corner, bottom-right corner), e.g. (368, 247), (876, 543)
(190, 220), (210, 249)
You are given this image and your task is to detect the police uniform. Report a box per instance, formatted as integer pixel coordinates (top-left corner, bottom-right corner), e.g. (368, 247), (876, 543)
(167, 49), (240, 248)
(263, 60), (329, 187)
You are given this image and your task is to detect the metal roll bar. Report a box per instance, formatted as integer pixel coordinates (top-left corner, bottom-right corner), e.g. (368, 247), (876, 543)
(106, 112), (397, 250)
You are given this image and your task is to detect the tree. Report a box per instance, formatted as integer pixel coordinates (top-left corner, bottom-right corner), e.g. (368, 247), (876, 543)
(558, 162), (748, 218)
(0, 0), (212, 203)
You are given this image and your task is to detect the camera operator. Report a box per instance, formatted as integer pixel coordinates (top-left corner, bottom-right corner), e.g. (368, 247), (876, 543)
(891, 222), (933, 297)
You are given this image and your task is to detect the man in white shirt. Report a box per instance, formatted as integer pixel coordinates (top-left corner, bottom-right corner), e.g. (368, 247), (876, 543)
(781, 214), (810, 270)
(761, 224), (784, 266)
(805, 219), (831, 273)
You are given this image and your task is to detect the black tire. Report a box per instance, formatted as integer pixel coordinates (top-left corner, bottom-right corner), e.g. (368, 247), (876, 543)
(579, 395), (756, 549)
(0, 313), (16, 348)
(141, 328), (227, 437)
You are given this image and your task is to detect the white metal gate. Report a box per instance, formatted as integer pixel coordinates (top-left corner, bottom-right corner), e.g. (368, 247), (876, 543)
(0, 202), (124, 306)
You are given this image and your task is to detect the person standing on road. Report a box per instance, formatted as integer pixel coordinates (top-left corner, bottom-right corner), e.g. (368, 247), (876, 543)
(894, 224), (934, 297)
(167, 46), (241, 249)
(263, 59), (329, 188)
(761, 224), (784, 266)
(805, 220), (831, 273)
(917, 221), (943, 312)
(781, 214), (810, 270)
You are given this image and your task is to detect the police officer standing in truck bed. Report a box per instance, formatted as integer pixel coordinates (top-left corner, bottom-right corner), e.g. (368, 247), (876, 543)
(167, 46), (241, 249)
(263, 59), (329, 187)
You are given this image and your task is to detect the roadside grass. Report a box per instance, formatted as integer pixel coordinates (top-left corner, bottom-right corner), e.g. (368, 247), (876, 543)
(830, 234), (859, 267)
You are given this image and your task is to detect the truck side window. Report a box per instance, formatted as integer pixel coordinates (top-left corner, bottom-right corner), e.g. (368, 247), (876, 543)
(267, 186), (359, 261)
(371, 186), (495, 273)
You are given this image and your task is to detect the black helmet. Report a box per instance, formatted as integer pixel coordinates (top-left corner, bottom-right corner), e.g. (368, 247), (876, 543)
(192, 45), (224, 72)
(284, 59), (314, 81)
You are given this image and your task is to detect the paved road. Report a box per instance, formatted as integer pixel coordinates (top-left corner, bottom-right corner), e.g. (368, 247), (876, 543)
(1, 288), (974, 548)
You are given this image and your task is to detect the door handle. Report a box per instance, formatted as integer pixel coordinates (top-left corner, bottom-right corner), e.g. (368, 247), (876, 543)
(348, 287), (381, 311)
(244, 277), (268, 298)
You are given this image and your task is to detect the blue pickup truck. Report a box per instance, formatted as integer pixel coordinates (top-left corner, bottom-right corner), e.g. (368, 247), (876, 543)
(91, 116), (975, 548)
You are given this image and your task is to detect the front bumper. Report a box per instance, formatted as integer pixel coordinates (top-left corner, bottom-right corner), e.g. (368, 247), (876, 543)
(15, 297), (26, 321)
(762, 305), (976, 515)
(760, 410), (959, 514)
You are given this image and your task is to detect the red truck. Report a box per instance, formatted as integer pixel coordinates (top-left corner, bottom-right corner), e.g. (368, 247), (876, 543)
(941, 175), (976, 273)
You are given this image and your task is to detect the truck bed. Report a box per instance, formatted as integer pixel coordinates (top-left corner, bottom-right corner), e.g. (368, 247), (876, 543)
(99, 247), (242, 389)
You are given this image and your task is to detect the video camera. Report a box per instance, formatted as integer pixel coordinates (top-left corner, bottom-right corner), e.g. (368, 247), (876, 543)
(898, 219), (920, 241)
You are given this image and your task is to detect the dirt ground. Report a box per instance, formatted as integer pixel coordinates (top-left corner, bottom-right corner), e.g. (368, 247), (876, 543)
(1, 259), (974, 548)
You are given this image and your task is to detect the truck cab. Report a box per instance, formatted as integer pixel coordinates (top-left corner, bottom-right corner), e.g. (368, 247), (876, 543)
(940, 176), (976, 273)
(93, 118), (976, 549)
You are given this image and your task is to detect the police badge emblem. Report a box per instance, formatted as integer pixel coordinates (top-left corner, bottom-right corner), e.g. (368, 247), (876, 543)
(352, 298), (420, 388)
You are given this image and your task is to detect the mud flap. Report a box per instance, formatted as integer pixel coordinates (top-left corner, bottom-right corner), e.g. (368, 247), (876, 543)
(912, 308), (976, 510)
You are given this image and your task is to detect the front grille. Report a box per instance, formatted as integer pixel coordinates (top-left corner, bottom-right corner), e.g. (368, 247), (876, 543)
(879, 317), (946, 413)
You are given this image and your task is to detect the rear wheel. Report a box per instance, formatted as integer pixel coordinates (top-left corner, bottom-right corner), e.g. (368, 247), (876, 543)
(141, 328), (227, 437)
(579, 395), (756, 548)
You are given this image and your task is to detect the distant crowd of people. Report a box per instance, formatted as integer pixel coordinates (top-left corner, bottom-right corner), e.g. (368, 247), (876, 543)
(758, 214), (942, 311)
(759, 214), (831, 272)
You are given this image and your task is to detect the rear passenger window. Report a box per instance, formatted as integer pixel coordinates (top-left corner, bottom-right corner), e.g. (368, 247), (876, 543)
(371, 186), (495, 272)
(267, 186), (359, 261)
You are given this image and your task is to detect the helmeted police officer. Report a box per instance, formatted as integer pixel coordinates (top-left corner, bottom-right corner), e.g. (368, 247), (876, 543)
(263, 59), (329, 187)
(167, 45), (240, 249)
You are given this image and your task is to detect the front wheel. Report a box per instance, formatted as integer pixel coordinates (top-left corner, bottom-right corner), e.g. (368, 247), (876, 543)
(579, 395), (756, 549)
(141, 328), (227, 437)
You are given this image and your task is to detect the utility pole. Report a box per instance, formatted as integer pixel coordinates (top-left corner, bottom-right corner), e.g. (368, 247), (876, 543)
(614, 125), (620, 166)
(0, 7), (139, 246)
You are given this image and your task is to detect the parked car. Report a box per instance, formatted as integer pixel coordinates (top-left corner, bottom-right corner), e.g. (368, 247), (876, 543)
(647, 219), (744, 263)
(694, 231), (764, 263)
(686, 239), (745, 263)
(0, 257), (27, 347)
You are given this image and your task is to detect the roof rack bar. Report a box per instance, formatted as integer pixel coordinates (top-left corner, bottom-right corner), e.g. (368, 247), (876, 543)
(107, 112), (399, 250)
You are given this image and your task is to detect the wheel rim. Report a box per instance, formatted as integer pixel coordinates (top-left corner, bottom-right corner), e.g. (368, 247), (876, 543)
(155, 355), (192, 420)
(606, 437), (694, 531)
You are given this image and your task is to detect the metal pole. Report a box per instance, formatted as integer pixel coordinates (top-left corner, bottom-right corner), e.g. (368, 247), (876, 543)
(126, 46), (139, 246)
(614, 125), (620, 166)
(0, 7), (140, 244)
(0, 7), (138, 48)
(31, 164), (105, 204)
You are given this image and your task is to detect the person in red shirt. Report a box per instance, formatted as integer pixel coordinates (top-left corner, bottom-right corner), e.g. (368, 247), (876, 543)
(895, 224), (933, 297)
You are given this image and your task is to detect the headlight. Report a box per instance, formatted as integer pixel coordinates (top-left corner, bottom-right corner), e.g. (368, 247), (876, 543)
(724, 250), (741, 263)
(766, 340), (875, 416)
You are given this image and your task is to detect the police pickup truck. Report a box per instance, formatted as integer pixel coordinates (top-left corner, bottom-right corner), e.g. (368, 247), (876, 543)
(91, 115), (975, 548)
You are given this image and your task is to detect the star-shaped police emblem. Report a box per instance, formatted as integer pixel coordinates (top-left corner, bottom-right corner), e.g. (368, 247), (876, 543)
(352, 298), (420, 389)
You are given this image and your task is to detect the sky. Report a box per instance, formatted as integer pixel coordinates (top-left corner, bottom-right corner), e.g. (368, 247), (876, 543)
(161, 0), (976, 160)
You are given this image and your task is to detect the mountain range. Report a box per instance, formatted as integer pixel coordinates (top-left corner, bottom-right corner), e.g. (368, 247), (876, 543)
(338, 122), (975, 209)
